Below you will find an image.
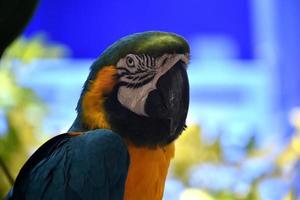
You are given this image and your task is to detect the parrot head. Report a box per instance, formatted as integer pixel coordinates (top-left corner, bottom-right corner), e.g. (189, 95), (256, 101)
(70, 31), (190, 147)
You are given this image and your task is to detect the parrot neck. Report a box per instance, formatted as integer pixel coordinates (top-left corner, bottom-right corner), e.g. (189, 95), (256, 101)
(68, 115), (89, 132)
(70, 66), (118, 132)
(124, 143), (175, 200)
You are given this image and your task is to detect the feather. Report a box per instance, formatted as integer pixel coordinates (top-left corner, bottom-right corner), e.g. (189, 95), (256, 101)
(6, 129), (129, 200)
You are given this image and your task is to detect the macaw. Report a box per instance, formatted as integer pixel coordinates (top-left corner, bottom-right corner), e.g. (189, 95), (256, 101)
(6, 31), (190, 200)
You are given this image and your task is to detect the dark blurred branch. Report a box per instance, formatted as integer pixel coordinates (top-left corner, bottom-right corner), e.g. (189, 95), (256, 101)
(0, 156), (14, 186)
(0, 0), (39, 58)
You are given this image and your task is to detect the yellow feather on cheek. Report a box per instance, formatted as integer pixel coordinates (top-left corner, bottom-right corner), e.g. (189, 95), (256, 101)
(81, 66), (117, 129)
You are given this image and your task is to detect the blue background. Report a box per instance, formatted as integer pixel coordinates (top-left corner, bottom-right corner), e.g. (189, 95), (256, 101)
(24, 0), (253, 59)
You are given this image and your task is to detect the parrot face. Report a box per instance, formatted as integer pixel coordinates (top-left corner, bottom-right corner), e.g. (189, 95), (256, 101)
(116, 53), (189, 117)
(73, 31), (190, 147)
(115, 53), (189, 143)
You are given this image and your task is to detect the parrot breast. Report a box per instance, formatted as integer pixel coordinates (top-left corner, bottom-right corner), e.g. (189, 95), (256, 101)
(124, 142), (175, 200)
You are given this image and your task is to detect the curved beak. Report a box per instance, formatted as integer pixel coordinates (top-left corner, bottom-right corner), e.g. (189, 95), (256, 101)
(145, 60), (189, 136)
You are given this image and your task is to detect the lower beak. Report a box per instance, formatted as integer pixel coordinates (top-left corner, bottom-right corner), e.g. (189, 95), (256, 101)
(145, 61), (189, 136)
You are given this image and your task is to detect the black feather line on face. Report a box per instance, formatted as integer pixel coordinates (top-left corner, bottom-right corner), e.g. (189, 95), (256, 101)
(137, 72), (154, 81)
(125, 75), (134, 80)
(119, 68), (148, 77)
(132, 76), (140, 81)
(118, 67), (131, 74)
(136, 55), (143, 66)
(124, 75), (155, 89)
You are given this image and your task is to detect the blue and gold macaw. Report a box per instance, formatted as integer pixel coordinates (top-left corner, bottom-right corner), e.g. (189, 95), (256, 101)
(6, 31), (190, 200)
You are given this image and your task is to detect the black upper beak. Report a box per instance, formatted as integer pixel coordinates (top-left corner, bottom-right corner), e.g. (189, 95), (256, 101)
(145, 60), (189, 136)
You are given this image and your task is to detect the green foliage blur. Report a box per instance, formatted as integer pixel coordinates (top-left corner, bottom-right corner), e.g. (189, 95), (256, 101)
(171, 121), (300, 200)
(0, 34), (68, 198)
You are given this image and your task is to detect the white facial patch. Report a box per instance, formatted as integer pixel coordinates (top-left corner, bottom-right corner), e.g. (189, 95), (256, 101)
(116, 53), (189, 116)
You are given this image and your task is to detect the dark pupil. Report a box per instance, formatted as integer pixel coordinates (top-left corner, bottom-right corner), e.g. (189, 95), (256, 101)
(127, 57), (134, 66)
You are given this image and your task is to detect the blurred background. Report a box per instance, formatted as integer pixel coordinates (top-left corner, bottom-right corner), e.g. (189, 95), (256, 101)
(1, 0), (300, 199)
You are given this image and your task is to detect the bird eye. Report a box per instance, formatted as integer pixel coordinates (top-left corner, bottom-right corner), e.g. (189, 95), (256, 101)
(126, 56), (135, 67)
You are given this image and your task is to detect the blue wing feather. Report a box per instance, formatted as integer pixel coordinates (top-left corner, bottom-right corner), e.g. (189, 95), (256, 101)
(7, 129), (129, 200)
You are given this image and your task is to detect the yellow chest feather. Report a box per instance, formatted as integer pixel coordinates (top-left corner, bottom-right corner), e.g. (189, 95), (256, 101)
(124, 143), (175, 200)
